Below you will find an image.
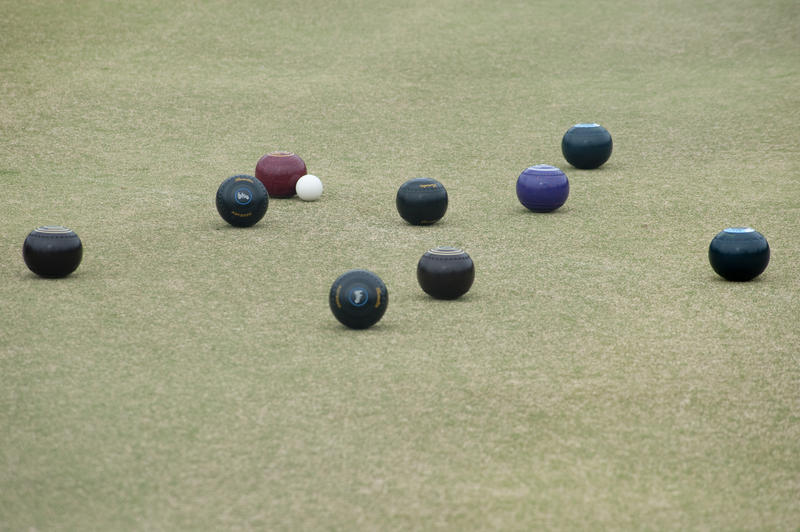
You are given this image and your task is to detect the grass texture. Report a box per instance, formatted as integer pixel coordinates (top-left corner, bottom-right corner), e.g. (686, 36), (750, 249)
(1, 0), (799, 529)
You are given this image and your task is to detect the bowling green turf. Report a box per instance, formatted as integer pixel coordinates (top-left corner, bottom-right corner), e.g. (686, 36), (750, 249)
(1, 0), (799, 529)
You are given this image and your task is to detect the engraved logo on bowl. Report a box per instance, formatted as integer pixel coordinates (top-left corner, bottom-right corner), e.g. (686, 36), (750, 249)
(234, 187), (253, 206)
(348, 286), (369, 307)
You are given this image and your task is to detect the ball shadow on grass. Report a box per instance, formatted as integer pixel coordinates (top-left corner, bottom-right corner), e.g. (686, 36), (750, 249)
(323, 319), (396, 333)
(393, 218), (449, 229)
(211, 221), (267, 231)
(511, 204), (573, 216)
(19, 271), (85, 281)
(563, 162), (615, 173)
(708, 273), (767, 284)
(410, 291), (476, 303)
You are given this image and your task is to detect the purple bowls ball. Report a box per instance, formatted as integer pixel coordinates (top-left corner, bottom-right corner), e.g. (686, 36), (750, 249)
(516, 164), (570, 212)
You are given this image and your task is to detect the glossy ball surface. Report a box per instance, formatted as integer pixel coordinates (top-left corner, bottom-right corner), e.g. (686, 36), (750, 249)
(516, 165), (569, 212)
(708, 227), (770, 282)
(329, 269), (388, 329)
(216, 174), (269, 227)
(561, 123), (613, 169)
(416, 246), (475, 300)
(396, 178), (448, 225)
(23, 226), (83, 278)
(255, 151), (307, 198)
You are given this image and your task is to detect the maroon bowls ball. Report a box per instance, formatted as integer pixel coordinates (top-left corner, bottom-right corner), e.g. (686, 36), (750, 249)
(255, 151), (307, 198)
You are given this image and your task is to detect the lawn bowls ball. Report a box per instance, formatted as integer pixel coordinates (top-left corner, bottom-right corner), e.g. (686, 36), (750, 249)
(23, 226), (83, 278)
(255, 151), (307, 198)
(396, 178), (448, 225)
(296, 174), (323, 201)
(516, 164), (570, 212)
(329, 269), (388, 329)
(216, 174), (269, 227)
(708, 227), (770, 282)
(416, 246), (475, 300)
(561, 123), (613, 169)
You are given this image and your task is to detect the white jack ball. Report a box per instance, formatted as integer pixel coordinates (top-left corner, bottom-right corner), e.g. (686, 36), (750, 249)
(296, 174), (323, 201)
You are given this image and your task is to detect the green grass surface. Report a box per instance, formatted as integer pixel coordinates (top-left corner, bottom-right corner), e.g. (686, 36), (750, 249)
(2, 0), (799, 529)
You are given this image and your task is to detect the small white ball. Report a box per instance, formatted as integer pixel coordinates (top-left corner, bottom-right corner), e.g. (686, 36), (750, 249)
(296, 174), (323, 201)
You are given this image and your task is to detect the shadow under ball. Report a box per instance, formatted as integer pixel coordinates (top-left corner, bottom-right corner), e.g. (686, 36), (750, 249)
(416, 246), (475, 299)
(23, 226), (83, 278)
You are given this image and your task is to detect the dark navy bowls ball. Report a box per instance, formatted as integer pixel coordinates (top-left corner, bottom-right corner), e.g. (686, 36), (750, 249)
(329, 269), (388, 329)
(216, 174), (269, 227)
(561, 123), (613, 169)
(396, 178), (448, 225)
(708, 227), (770, 282)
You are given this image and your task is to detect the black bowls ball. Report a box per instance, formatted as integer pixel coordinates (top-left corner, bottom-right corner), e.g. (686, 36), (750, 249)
(329, 269), (388, 329)
(416, 246), (475, 299)
(396, 178), (448, 225)
(561, 123), (613, 169)
(709, 227), (770, 282)
(23, 226), (83, 278)
(216, 174), (269, 227)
